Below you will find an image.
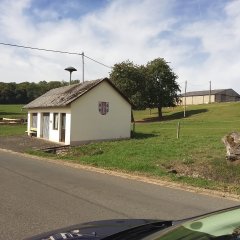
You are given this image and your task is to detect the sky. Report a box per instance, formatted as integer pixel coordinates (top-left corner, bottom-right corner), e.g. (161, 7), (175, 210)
(0, 0), (239, 93)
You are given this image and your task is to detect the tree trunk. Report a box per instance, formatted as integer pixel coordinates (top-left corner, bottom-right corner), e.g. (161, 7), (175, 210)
(158, 107), (163, 120)
(222, 132), (240, 162)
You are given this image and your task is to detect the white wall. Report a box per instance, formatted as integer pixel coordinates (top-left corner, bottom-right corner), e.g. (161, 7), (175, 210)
(70, 81), (131, 144)
(27, 108), (71, 145)
(203, 95), (215, 104)
(27, 113), (31, 135)
(65, 113), (71, 145)
(49, 112), (59, 143)
(37, 112), (42, 138)
(181, 95), (215, 105)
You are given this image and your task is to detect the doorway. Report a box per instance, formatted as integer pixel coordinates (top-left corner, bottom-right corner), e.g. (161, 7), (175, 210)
(60, 113), (66, 142)
(42, 113), (50, 139)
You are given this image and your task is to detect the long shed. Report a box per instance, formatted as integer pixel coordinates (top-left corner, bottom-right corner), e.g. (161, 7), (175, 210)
(180, 88), (240, 105)
(23, 78), (132, 145)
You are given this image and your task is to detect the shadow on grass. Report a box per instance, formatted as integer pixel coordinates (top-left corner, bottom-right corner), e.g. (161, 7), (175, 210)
(131, 131), (156, 139)
(142, 109), (208, 122)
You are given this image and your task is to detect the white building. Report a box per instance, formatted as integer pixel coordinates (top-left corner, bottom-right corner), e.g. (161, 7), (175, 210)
(23, 78), (132, 145)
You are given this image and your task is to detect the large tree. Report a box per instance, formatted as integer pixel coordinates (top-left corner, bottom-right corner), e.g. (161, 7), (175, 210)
(110, 61), (147, 109)
(110, 58), (180, 119)
(146, 58), (180, 119)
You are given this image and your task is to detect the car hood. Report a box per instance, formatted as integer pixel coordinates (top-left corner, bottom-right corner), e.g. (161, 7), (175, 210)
(25, 219), (172, 240)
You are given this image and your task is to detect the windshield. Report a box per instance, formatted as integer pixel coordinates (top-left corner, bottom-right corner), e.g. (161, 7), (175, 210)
(153, 208), (240, 240)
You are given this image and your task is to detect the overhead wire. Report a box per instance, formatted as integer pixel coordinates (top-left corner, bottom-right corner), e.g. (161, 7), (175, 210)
(84, 55), (113, 69)
(0, 42), (113, 69)
(0, 42), (82, 55)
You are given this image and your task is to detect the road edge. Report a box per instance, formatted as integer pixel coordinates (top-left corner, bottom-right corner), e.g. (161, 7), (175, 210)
(1, 147), (239, 202)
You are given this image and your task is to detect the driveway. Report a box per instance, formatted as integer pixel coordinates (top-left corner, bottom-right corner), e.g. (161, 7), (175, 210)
(0, 135), (61, 153)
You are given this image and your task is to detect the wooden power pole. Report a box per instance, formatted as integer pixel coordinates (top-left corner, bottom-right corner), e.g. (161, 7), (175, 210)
(184, 81), (187, 118)
(209, 81), (211, 104)
(82, 52), (85, 83)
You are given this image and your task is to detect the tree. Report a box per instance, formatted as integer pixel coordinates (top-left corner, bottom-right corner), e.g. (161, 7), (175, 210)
(0, 81), (69, 104)
(110, 61), (147, 109)
(146, 58), (180, 119)
(110, 58), (180, 119)
(1, 82), (17, 104)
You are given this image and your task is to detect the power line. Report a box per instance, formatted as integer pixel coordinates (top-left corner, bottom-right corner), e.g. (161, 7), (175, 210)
(84, 55), (113, 69)
(0, 42), (82, 55)
(0, 42), (113, 69)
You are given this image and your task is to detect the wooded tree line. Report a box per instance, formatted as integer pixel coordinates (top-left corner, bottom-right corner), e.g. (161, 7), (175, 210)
(110, 58), (180, 119)
(0, 80), (79, 104)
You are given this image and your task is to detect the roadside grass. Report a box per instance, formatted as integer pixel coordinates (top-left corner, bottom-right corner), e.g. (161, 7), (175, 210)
(2, 103), (240, 194)
(0, 104), (27, 136)
(28, 102), (240, 195)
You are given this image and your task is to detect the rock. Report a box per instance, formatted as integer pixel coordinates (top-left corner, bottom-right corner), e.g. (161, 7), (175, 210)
(222, 132), (240, 162)
(167, 169), (178, 174)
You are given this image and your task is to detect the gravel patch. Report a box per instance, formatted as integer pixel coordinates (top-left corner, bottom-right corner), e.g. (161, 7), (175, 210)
(0, 135), (62, 153)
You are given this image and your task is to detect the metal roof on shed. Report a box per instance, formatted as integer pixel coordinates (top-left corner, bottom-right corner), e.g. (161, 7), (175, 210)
(181, 89), (231, 97)
(23, 78), (131, 109)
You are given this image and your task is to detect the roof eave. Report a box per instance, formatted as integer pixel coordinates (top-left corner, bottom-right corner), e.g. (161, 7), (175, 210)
(23, 104), (70, 110)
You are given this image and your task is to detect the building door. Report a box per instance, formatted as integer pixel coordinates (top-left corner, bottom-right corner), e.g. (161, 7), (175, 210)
(60, 113), (66, 142)
(42, 113), (50, 139)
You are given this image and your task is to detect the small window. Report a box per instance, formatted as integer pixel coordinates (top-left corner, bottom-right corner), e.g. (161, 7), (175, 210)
(53, 113), (59, 130)
(32, 113), (37, 128)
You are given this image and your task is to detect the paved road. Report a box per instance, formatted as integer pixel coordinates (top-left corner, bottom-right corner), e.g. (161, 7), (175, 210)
(0, 150), (239, 240)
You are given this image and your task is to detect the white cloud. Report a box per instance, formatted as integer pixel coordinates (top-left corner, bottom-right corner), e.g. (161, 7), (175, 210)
(0, 0), (239, 94)
(176, 0), (240, 92)
(0, 0), (176, 82)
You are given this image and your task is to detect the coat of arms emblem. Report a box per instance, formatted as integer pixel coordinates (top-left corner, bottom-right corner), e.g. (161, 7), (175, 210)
(98, 101), (109, 115)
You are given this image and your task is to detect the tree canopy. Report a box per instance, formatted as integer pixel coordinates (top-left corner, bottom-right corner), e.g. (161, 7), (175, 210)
(146, 58), (180, 118)
(110, 58), (180, 119)
(0, 80), (79, 104)
(109, 61), (147, 109)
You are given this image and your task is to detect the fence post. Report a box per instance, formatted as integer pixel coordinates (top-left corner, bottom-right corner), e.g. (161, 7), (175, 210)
(177, 121), (180, 139)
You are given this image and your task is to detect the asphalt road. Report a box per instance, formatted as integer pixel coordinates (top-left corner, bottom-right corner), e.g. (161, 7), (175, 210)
(0, 150), (239, 240)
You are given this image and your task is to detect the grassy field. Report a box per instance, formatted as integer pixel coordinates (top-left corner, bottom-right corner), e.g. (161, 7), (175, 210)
(0, 104), (27, 136)
(0, 104), (26, 118)
(1, 103), (240, 194)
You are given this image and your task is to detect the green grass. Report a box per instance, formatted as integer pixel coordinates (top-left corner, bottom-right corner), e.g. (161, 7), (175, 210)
(0, 104), (27, 136)
(29, 102), (240, 195)
(0, 124), (26, 136)
(2, 103), (240, 194)
(0, 104), (26, 118)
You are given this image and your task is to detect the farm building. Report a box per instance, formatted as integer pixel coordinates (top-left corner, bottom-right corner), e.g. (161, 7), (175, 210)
(180, 88), (240, 105)
(23, 78), (132, 145)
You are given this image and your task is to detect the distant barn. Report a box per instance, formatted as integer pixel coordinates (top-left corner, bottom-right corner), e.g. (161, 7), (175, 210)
(180, 89), (240, 105)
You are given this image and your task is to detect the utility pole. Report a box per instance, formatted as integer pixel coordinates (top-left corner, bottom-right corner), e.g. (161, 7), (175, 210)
(82, 52), (85, 83)
(184, 81), (187, 118)
(209, 81), (211, 104)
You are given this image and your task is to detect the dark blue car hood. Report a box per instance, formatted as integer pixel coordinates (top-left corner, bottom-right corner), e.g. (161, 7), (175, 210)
(25, 219), (172, 240)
